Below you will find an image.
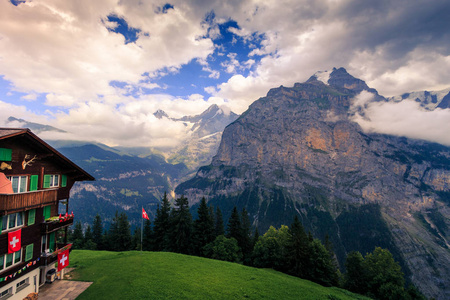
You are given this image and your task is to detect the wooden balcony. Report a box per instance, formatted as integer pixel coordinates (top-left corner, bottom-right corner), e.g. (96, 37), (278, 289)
(0, 189), (58, 214)
(42, 217), (74, 234)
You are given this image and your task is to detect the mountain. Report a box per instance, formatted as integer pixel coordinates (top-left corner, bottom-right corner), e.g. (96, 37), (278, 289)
(166, 104), (239, 172)
(388, 88), (450, 110)
(6, 116), (66, 133)
(176, 68), (450, 299)
(57, 143), (188, 228)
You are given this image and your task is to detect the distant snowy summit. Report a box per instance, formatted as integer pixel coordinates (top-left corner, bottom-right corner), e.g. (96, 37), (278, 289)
(309, 67), (450, 111)
(388, 88), (450, 110)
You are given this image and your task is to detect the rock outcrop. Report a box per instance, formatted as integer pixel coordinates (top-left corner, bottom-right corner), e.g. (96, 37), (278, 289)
(176, 68), (450, 299)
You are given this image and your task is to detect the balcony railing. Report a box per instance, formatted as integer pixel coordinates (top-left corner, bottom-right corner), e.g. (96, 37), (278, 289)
(42, 216), (74, 234)
(0, 189), (58, 214)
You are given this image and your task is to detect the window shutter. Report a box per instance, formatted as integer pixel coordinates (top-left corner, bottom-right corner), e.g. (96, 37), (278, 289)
(0, 216), (2, 234)
(25, 244), (34, 261)
(30, 175), (38, 191)
(48, 232), (55, 252)
(0, 148), (12, 161)
(43, 175), (51, 188)
(28, 209), (36, 225)
(61, 175), (67, 187)
(43, 206), (51, 220)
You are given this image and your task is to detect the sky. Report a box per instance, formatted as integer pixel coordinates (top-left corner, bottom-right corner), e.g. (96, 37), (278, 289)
(0, 0), (449, 148)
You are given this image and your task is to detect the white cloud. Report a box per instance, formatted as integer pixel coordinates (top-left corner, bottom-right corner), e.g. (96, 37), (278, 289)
(351, 93), (450, 146)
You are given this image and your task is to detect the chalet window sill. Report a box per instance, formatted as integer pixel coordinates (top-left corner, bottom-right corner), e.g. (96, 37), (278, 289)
(15, 283), (30, 293)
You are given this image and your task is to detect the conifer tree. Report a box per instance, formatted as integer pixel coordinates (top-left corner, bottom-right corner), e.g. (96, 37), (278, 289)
(83, 225), (96, 250)
(92, 214), (104, 250)
(287, 216), (309, 278)
(169, 195), (192, 254)
(117, 212), (132, 251)
(214, 207), (225, 237)
(240, 208), (253, 264)
(191, 198), (215, 256)
(226, 207), (242, 242)
(71, 221), (84, 249)
(153, 192), (171, 251)
(142, 219), (153, 251)
(132, 227), (141, 251)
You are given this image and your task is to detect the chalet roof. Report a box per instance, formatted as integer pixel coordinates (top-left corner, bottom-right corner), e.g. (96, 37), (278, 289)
(0, 128), (94, 181)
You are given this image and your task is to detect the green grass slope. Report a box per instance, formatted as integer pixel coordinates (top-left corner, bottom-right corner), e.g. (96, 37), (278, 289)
(70, 250), (369, 300)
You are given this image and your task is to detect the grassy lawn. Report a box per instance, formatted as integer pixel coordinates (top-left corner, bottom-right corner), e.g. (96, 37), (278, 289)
(70, 250), (370, 300)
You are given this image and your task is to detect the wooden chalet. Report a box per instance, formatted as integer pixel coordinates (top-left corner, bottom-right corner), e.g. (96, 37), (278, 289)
(0, 128), (94, 299)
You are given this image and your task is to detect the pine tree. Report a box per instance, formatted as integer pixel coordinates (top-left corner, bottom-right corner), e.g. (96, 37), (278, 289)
(83, 225), (96, 250)
(107, 211), (120, 251)
(226, 207), (242, 242)
(142, 219), (153, 251)
(191, 198), (215, 256)
(117, 212), (132, 251)
(132, 227), (141, 251)
(92, 214), (104, 250)
(240, 208), (253, 264)
(169, 195), (192, 254)
(153, 192), (171, 251)
(71, 221), (84, 249)
(214, 207), (225, 237)
(288, 216), (310, 278)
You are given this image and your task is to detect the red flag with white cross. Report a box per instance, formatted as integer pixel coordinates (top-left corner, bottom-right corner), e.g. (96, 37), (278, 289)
(8, 229), (21, 254)
(58, 249), (70, 271)
(142, 208), (149, 220)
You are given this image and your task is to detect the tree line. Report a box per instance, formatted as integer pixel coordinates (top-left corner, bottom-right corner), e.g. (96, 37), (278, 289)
(68, 193), (425, 300)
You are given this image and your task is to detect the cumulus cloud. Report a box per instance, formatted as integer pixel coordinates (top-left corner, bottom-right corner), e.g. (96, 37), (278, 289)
(1, 0), (449, 147)
(351, 93), (450, 146)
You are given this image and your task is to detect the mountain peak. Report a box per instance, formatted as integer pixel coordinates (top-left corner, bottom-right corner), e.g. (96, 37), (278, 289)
(153, 109), (169, 119)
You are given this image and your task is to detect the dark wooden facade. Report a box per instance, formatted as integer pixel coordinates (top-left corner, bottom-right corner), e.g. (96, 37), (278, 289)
(0, 128), (93, 294)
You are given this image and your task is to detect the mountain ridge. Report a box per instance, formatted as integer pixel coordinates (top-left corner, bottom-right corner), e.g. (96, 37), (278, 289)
(176, 68), (450, 299)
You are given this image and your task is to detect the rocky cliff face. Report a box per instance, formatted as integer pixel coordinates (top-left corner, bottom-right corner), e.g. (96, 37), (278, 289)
(176, 68), (450, 299)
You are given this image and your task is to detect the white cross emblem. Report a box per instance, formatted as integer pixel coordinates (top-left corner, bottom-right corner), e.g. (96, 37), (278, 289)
(10, 236), (19, 248)
(60, 254), (68, 266)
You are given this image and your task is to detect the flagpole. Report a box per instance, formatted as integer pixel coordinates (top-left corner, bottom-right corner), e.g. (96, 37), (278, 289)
(141, 206), (143, 252)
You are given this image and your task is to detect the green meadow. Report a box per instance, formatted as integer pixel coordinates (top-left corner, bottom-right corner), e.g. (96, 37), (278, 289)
(69, 250), (370, 299)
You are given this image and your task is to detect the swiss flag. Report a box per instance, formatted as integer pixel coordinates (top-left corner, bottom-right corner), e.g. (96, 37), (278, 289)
(142, 208), (149, 220)
(57, 249), (70, 271)
(8, 229), (21, 254)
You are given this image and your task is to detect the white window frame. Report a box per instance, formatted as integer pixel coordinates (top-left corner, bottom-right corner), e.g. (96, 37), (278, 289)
(1, 212), (25, 232)
(49, 174), (59, 187)
(0, 249), (22, 272)
(6, 175), (28, 193)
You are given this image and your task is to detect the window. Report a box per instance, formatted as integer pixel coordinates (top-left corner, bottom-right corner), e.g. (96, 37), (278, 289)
(0, 287), (12, 299)
(6, 176), (27, 193)
(41, 235), (47, 253)
(1, 212), (24, 232)
(43, 174), (59, 188)
(0, 249), (21, 271)
(16, 277), (29, 292)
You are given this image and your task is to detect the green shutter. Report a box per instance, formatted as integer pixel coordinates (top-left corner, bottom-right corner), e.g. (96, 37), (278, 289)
(48, 232), (55, 252)
(0, 216), (2, 234)
(30, 175), (39, 191)
(28, 209), (36, 225)
(25, 244), (34, 261)
(0, 148), (12, 161)
(43, 175), (51, 188)
(61, 175), (67, 187)
(43, 206), (51, 220)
